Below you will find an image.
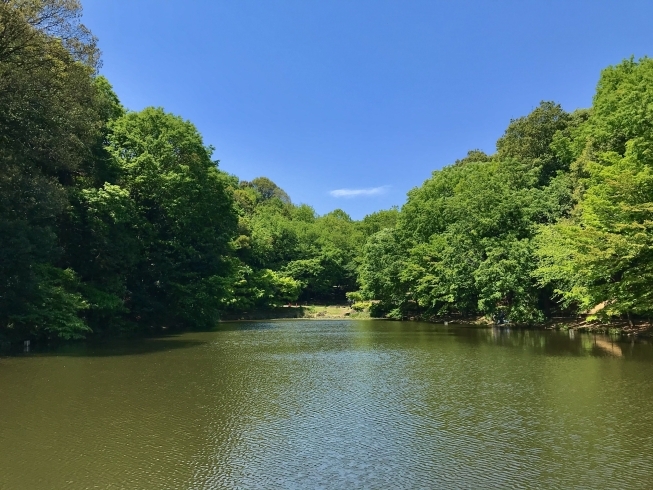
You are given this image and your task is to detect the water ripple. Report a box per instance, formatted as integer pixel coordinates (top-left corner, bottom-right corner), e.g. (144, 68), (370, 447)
(1, 321), (652, 489)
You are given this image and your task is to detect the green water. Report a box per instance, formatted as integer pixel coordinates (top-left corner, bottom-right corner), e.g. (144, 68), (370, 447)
(1, 320), (652, 489)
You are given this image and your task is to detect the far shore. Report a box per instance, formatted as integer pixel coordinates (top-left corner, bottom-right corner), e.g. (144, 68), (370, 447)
(220, 304), (370, 321)
(219, 307), (653, 338)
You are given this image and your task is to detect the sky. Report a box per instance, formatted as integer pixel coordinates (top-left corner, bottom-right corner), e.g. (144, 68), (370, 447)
(82, 0), (653, 219)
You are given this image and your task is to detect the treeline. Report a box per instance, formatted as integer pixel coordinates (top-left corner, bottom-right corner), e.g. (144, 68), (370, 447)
(3, 1), (652, 342)
(0, 0), (393, 341)
(358, 57), (653, 325)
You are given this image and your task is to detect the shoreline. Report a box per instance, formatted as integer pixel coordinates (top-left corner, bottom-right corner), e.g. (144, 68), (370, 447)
(219, 305), (370, 321)
(219, 308), (653, 338)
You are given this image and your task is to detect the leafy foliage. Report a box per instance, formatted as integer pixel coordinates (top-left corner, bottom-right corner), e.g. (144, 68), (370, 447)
(359, 104), (576, 322)
(535, 58), (653, 319)
(230, 178), (365, 305)
(359, 57), (653, 324)
(0, 0), (102, 339)
(3, 0), (652, 340)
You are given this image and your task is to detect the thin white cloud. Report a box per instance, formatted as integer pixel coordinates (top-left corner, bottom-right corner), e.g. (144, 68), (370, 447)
(329, 185), (390, 198)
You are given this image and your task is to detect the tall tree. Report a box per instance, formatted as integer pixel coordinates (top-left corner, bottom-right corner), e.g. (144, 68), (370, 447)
(535, 58), (653, 319)
(105, 108), (238, 329)
(0, 0), (101, 339)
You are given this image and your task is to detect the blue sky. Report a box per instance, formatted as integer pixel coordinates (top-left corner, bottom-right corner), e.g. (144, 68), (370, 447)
(83, 0), (653, 219)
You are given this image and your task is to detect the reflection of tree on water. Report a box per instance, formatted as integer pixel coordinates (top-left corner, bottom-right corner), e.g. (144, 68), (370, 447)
(3, 321), (653, 488)
(592, 337), (623, 357)
(452, 325), (651, 359)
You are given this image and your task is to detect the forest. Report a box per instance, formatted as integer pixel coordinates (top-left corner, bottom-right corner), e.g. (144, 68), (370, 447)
(2, 0), (653, 342)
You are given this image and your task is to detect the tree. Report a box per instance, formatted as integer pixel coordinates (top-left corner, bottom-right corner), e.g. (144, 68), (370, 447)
(0, 0), (102, 340)
(360, 98), (579, 322)
(395, 159), (550, 321)
(0, 0), (100, 68)
(496, 101), (583, 187)
(535, 58), (653, 319)
(105, 108), (238, 329)
(454, 149), (492, 166)
(358, 228), (405, 315)
(244, 176), (291, 204)
(358, 208), (399, 237)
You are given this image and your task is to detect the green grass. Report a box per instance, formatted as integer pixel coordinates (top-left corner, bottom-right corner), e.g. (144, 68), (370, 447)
(302, 304), (371, 319)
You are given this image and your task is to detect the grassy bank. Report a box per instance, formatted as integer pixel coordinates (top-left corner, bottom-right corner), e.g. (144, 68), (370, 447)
(220, 305), (371, 321)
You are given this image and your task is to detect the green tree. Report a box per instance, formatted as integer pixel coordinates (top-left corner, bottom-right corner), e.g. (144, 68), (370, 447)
(358, 228), (405, 316)
(360, 99), (577, 322)
(454, 149), (492, 166)
(0, 0), (102, 340)
(358, 208), (399, 237)
(535, 58), (653, 320)
(244, 176), (291, 204)
(105, 108), (238, 329)
(397, 159), (550, 321)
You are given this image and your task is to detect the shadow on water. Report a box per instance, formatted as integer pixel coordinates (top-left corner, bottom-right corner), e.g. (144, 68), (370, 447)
(0, 321), (284, 358)
(374, 321), (653, 360)
(448, 325), (653, 360)
(2, 336), (207, 358)
(3, 320), (652, 360)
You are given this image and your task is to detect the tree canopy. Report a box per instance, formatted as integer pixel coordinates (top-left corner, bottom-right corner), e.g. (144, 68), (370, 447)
(2, 0), (652, 340)
(357, 57), (653, 324)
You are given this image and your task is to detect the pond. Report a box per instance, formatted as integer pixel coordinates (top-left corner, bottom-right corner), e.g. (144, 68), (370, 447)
(1, 320), (652, 489)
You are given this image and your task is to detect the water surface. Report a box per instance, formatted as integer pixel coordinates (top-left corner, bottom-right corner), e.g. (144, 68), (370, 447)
(1, 321), (652, 489)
